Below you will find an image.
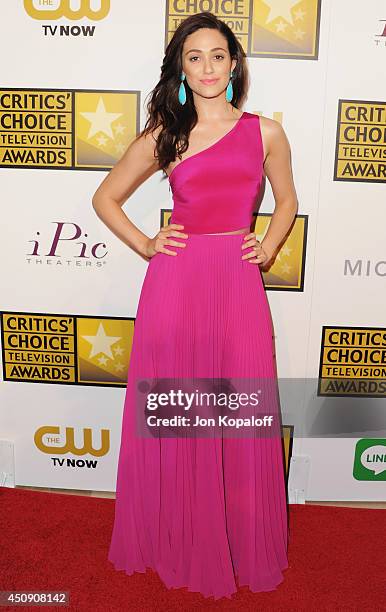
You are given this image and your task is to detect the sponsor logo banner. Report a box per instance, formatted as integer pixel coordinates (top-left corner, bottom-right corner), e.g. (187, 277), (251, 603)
(0, 88), (139, 170)
(34, 425), (110, 470)
(318, 326), (386, 397)
(1, 311), (134, 386)
(166, 0), (321, 59)
(26, 221), (108, 268)
(24, 0), (110, 21)
(353, 439), (386, 481)
(334, 99), (386, 183)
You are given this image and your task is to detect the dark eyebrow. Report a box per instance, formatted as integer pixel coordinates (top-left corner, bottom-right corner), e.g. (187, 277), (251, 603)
(184, 47), (227, 55)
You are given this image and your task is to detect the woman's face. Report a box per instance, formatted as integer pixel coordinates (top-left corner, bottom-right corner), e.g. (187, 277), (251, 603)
(181, 28), (236, 101)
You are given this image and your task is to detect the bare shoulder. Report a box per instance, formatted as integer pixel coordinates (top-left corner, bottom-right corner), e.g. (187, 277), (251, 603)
(130, 123), (162, 163)
(260, 113), (289, 142)
(92, 123), (163, 207)
(259, 115), (290, 159)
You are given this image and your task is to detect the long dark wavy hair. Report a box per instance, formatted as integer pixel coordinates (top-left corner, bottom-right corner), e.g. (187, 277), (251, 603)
(140, 11), (249, 178)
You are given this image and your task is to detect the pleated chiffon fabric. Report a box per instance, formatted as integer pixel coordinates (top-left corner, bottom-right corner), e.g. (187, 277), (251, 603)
(108, 233), (289, 600)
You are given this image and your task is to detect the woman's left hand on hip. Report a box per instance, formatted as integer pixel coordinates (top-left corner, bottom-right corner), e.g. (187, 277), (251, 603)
(241, 233), (269, 265)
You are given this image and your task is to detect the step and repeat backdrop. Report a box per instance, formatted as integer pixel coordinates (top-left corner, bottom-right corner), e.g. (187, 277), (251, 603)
(0, 1), (385, 500)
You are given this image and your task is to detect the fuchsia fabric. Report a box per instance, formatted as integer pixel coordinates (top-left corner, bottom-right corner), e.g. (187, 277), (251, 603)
(108, 110), (288, 600)
(169, 111), (263, 234)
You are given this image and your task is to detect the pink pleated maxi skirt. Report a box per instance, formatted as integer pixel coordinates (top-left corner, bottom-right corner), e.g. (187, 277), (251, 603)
(108, 233), (289, 600)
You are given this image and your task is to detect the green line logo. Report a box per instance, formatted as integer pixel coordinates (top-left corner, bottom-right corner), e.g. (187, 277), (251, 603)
(353, 439), (386, 481)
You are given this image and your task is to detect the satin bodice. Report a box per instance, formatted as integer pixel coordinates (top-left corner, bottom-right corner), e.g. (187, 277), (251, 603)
(168, 111), (263, 234)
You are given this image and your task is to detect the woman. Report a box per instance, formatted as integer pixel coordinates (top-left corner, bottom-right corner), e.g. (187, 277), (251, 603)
(92, 11), (298, 601)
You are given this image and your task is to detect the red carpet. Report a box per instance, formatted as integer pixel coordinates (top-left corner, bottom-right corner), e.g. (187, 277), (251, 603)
(0, 488), (385, 611)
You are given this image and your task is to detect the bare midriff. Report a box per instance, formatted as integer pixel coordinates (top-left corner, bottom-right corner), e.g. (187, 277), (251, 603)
(201, 226), (250, 235)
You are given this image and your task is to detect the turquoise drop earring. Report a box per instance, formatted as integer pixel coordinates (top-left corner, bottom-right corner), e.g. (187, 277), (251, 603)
(225, 70), (234, 102)
(178, 71), (186, 105)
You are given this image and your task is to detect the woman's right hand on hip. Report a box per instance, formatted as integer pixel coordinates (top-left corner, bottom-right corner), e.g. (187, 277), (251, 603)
(145, 224), (189, 258)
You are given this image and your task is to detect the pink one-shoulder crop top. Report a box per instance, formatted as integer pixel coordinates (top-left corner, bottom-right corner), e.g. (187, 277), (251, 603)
(168, 111), (264, 234)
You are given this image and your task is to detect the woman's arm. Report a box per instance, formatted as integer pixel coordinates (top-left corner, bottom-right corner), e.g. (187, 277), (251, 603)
(259, 117), (299, 264)
(91, 128), (161, 259)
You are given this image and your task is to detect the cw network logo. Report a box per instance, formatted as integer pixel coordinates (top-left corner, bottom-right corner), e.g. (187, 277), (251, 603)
(24, 0), (110, 20)
(34, 425), (110, 469)
(24, 0), (110, 37)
